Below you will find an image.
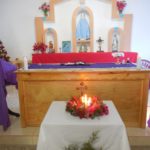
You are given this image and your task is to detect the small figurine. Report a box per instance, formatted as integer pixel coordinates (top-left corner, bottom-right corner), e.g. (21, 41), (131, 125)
(112, 33), (119, 52)
(48, 41), (55, 53)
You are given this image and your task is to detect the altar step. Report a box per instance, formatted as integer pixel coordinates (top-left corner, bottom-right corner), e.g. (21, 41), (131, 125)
(0, 123), (150, 149)
(0, 145), (149, 150)
(128, 127), (150, 146)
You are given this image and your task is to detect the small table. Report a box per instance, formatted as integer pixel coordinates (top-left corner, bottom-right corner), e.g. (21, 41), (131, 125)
(37, 101), (130, 150)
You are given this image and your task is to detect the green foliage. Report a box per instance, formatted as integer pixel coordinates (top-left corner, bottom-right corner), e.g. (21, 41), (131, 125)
(65, 131), (103, 150)
(65, 144), (79, 150)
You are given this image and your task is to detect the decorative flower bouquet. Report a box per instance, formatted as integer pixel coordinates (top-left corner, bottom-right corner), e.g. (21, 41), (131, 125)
(116, 0), (127, 14)
(66, 95), (109, 119)
(39, 2), (50, 17)
(33, 42), (48, 53)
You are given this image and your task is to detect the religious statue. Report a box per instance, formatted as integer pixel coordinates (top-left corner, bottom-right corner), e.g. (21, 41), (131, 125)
(112, 33), (119, 52)
(48, 41), (55, 53)
(76, 12), (90, 40)
(97, 37), (104, 52)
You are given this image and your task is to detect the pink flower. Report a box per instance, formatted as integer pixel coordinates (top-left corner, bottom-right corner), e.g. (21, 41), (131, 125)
(39, 2), (50, 16)
(117, 0), (127, 11)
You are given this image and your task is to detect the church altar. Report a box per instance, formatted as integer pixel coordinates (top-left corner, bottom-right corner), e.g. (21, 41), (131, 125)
(37, 101), (130, 150)
(32, 52), (138, 64)
(16, 66), (150, 128)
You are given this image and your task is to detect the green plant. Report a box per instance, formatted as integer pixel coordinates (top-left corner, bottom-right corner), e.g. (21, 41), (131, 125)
(65, 131), (103, 150)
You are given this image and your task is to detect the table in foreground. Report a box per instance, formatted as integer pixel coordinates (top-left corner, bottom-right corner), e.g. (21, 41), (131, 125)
(37, 101), (130, 150)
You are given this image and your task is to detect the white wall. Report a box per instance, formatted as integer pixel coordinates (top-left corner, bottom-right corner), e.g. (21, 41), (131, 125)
(0, 0), (150, 60)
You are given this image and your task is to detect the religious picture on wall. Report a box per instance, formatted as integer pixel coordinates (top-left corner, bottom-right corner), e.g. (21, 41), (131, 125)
(62, 41), (71, 53)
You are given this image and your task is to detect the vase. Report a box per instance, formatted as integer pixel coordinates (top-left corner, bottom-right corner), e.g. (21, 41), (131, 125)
(119, 10), (123, 14)
(119, 10), (124, 18)
(43, 11), (48, 17)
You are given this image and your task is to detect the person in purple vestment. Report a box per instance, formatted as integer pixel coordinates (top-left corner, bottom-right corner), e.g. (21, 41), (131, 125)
(0, 59), (10, 130)
(0, 59), (19, 130)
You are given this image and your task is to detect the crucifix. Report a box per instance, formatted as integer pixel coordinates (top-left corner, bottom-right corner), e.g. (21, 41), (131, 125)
(97, 37), (104, 52)
(76, 81), (88, 96)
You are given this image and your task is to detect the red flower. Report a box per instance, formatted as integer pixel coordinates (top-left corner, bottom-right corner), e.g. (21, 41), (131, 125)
(33, 42), (48, 53)
(66, 96), (109, 119)
(117, 0), (127, 11)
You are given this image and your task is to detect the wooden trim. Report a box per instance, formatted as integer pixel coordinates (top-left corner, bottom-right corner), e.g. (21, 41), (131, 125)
(111, 0), (119, 19)
(46, 0), (55, 22)
(123, 14), (133, 51)
(35, 17), (44, 43)
(140, 77), (149, 128)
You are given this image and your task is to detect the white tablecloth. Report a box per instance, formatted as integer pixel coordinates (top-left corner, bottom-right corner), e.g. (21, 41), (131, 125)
(37, 101), (130, 150)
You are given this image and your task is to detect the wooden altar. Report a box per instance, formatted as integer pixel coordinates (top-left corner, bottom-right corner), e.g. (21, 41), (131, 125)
(16, 68), (150, 128)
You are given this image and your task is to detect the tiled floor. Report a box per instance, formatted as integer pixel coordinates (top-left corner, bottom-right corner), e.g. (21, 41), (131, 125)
(0, 86), (150, 147)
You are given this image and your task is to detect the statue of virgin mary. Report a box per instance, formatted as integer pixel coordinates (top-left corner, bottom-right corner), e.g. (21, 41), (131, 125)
(76, 12), (90, 40)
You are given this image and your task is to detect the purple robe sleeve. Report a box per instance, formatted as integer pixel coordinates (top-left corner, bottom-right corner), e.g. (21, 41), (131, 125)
(1, 59), (17, 86)
(0, 59), (11, 130)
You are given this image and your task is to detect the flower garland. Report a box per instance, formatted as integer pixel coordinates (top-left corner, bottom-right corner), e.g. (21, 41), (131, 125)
(66, 96), (109, 119)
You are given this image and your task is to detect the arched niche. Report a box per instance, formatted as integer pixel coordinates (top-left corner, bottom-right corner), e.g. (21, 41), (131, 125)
(72, 6), (93, 52)
(43, 28), (58, 53)
(108, 27), (124, 52)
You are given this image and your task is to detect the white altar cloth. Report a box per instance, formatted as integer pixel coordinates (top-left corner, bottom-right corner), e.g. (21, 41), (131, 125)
(37, 101), (130, 150)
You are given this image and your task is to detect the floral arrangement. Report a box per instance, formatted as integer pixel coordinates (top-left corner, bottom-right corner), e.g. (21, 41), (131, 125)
(66, 95), (109, 119)
(39, 2), (50, 16)
(116, 0), (127, 14)
(32, 42), (48, 53)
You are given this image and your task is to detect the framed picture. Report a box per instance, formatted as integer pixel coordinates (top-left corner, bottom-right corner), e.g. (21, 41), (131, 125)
(62, 41), (71, 53)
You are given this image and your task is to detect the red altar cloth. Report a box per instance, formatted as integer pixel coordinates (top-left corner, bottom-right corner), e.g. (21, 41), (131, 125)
(32, 52), (138, 64)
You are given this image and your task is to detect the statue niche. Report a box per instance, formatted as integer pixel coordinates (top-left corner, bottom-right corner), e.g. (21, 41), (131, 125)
(72, 6), (93, 53)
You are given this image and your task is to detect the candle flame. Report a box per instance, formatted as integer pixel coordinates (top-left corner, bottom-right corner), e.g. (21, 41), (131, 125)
(81, 94), (91, 107)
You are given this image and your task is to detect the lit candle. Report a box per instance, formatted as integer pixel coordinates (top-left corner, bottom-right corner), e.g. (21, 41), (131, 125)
(87, 97), (92, 106)
(81, 94), (92, 107)
(81, 94), (87, 106)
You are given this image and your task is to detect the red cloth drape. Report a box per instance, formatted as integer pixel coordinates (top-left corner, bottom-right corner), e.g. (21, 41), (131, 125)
(32, 52), (138, 64)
